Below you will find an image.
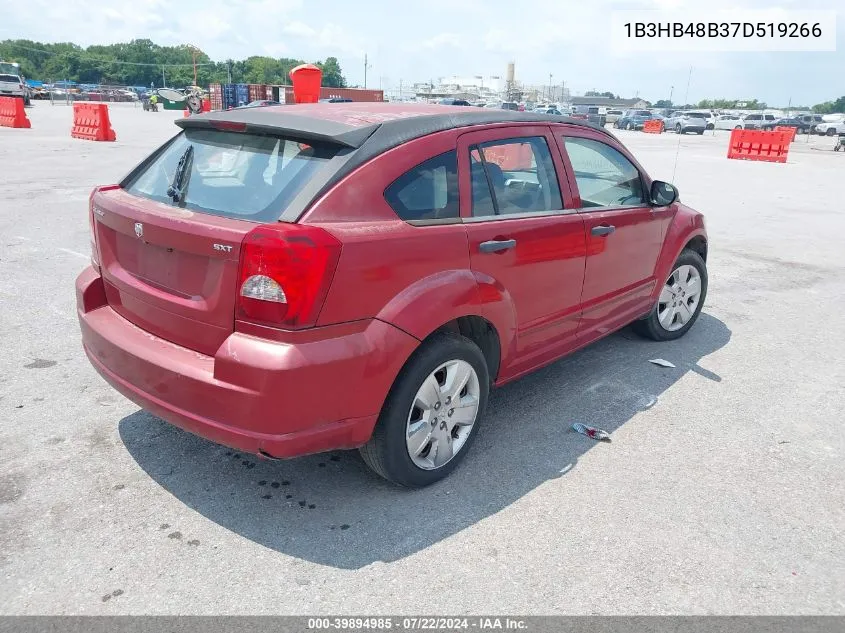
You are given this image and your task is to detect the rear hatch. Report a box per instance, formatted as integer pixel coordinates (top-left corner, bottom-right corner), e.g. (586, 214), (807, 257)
(92, 127), (337, 355)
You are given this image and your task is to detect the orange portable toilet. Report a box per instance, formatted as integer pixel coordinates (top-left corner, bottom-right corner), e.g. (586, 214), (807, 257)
(289, 64), (322, 104)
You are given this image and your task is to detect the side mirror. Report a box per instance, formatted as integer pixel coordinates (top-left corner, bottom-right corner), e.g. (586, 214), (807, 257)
(651, 180), (678, 206)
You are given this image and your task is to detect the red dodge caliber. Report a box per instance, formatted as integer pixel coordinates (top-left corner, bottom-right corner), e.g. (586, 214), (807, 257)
(77, 103), (708, 487)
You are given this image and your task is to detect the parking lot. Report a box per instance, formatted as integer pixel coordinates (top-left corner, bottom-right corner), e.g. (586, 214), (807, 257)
(2, 102), (844, 614)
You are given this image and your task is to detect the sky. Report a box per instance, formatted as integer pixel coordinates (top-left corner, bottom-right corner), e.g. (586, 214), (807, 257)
(2, 0), (843, 106)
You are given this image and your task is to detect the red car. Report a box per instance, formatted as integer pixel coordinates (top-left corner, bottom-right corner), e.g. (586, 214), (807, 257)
(77, 103), (708, 487)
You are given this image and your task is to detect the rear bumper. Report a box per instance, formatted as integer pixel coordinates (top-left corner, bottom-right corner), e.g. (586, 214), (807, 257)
(76, 267), (420, 458)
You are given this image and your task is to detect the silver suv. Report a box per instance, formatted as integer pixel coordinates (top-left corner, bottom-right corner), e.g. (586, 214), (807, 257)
(741, 113), (776, 130)
(664, 111), (707, 134)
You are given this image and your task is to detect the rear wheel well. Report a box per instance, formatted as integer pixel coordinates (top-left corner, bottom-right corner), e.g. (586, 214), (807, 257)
(685, 236), (707, 262)
(431, 316), (501, 383)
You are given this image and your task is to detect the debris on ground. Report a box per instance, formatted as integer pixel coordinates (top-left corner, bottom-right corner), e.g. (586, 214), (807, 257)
(572, 423), (611, 442)
(649, 358), (676, 368)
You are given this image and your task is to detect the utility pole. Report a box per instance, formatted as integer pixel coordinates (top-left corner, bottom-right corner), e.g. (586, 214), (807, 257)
(161, 67), (166, 89)
(399, 78), (402, 101)
(227, 60), (232, 84)
(549, 73), (553, 102)
(363, 53), (372, 89)
(669, 85), (674, 106)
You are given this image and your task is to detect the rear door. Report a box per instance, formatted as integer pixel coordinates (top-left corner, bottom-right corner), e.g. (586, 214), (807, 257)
(94, 128), (337, 355)
(457, 126), (587, 378)
(555, 129), (668, 342)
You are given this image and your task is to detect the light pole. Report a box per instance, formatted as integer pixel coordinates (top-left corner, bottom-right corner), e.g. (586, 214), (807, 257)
(669, 85), (674, 106)
(549, 73), (553, 102)
(363, 53), (372, 88)
(474, 75), (484, 100)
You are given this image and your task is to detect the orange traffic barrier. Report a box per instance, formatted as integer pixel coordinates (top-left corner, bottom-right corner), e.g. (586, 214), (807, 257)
(774, 126), (796, 142)
(0, 96), (31, 128)
(71, 102), (116, 142)
(727, 129), (791, 164)
(643, 119), (663, 134)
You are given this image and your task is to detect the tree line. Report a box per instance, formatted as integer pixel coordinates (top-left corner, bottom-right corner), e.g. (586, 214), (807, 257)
(0, 39), (347, 88)
(585, 89), (843, 113)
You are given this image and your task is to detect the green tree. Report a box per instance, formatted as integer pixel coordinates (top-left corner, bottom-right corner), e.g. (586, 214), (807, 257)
(812, 96), (845, 114)
(654, 99), (672, 109)
(0, 38), (348, 88)
(317, 57), (346, 88)
(584, 90), (618, 99)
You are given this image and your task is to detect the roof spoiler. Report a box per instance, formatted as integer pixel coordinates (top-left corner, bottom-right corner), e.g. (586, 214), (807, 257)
(176, 111), (380, 149)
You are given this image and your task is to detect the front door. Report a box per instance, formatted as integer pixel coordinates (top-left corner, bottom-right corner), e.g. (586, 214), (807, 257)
(457, 126), (587, 380)
(555, 132), (668, 342)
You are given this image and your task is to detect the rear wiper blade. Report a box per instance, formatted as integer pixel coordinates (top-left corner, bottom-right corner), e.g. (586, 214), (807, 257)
(166, 144), (194, 204)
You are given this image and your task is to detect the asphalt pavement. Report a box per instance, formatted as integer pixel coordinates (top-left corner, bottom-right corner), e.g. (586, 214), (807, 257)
(1, 102), (843, 614)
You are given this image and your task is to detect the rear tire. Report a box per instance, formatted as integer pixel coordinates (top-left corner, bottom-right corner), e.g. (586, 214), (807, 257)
(675, 124), (682, 134)
(827, 128), (836, 136)
(359, 332), (489, 487)
(633, 249), (708, 342)
(626, 122), (634, 131)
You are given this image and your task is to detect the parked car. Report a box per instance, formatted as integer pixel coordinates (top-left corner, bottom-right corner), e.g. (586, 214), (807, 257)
(761, 117), (811, 133)
(77, 103), (708, 487)
(534, 107), (562, 115)
(714, 114), (745, 130)
(815, 117), (845, 136)
(572, 105), (607, 126)
(240, 100), (282, 108)
(0, 72), (27, 104)
(500, 101), (519, 111)
(793, 113), (824, 133)
(615, 110), (655, 130)
(319, 97), (354, 103)
(605, 109), (624, 124)
(685, 110), (716, 130)
(664, 111), (707, 134)
(439, 98), (471, 106)
(741, 113), (776, 130)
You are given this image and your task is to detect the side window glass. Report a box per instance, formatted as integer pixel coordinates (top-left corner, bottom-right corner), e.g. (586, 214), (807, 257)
(469, 136), (562, 217)
(563, 137), (645, 208)
(384, 151), (459, 222)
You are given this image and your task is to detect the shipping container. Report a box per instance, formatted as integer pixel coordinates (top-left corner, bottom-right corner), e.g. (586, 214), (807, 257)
(275, 85), (385, 104)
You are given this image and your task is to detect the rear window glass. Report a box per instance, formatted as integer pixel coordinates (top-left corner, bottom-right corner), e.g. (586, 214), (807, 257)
(0, 74), (21, 83)
(636, 111), (652, 117)
(124, 129), (337, 223)
(687, 112), (708, 119)
(384, 151), (459, 222)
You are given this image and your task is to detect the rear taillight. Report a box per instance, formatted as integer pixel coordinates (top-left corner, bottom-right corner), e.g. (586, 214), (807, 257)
(88, 184), (120, 268)
(237, 223), (341, 329)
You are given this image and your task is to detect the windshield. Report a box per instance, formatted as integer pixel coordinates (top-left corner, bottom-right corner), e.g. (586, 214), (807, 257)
(124, 129), (337, 222)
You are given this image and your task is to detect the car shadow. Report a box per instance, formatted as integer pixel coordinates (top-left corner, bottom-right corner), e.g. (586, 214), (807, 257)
(118, 313), (731, 569)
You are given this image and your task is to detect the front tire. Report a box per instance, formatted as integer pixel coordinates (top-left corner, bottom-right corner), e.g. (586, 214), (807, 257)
(675, 124), (682, 134)
(633, 249), (708, 342)
(360, 332), (489, 487)
(826, 128), (836, 136)
(626, 122), (634, 131)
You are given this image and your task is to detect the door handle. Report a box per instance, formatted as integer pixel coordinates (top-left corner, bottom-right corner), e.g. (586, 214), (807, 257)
(479, 239), (517, 253)
(591, 225), (616, 236)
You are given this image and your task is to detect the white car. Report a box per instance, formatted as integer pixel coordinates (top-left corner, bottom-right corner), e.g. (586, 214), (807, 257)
(714, 114), (745, 130)
(816, 117), (845, 136)
(740, 113), (777, 130)
(685, 110), (716, 130)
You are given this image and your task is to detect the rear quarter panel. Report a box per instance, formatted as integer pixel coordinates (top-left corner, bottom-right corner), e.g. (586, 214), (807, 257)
(301, 127), (519, 368)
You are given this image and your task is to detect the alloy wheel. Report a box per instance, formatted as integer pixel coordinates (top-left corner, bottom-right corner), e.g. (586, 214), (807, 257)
(657, 265), (703, 332)
(405, 360), (480, 470)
